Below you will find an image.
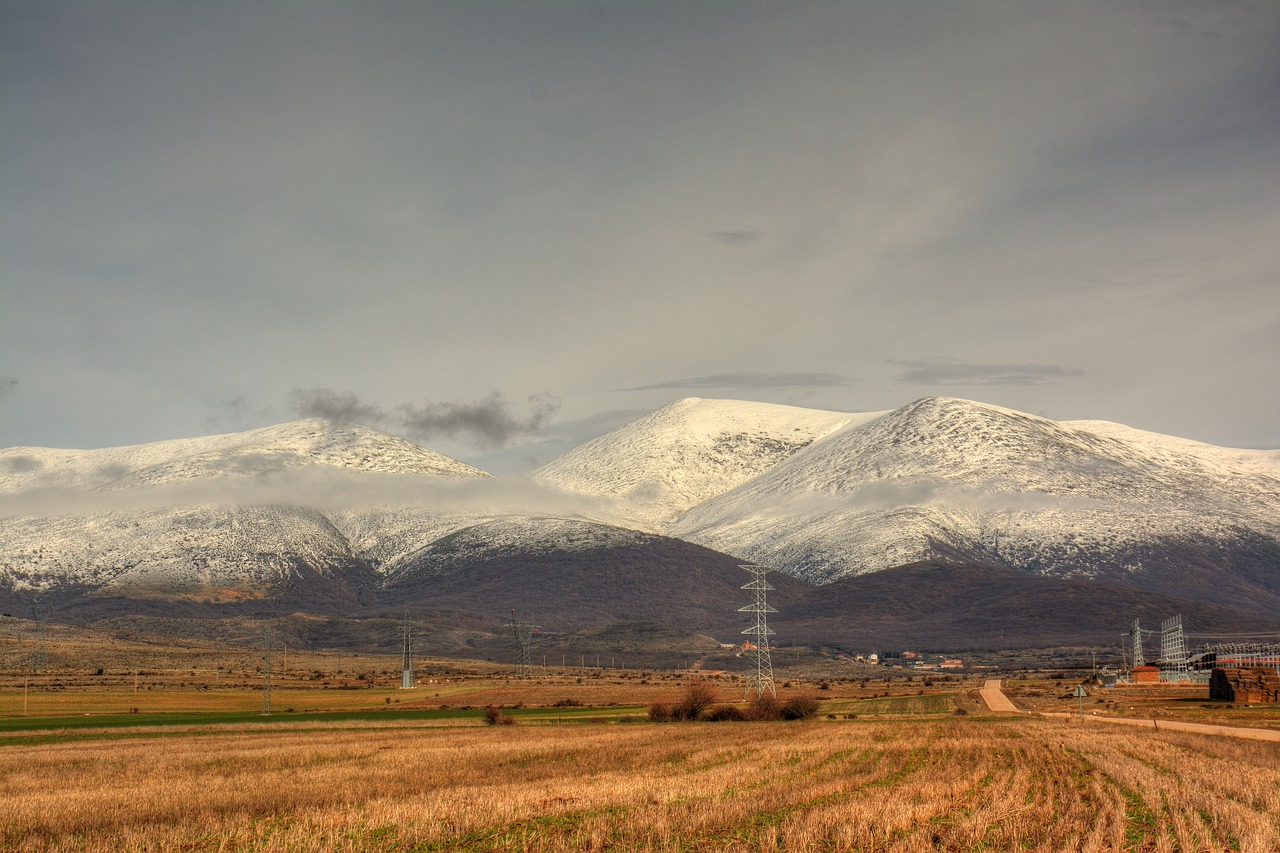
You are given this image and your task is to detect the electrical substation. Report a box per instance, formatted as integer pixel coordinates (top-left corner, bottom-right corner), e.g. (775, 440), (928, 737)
(1122, 614), (1280, 695)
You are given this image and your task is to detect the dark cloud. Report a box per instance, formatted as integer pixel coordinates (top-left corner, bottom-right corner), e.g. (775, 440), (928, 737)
(893, 360), (1085, 387)
(0, 376), (16, 399)
(398, 393), (560, 449)
(708, 229), (761, 247)
(289, 388), (387, 425)
(620, 372), (848, 392)
(289, 389), (559, 449)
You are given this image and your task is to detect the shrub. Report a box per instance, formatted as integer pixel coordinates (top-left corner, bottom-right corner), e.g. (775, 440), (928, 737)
(703, 704), (746, 722)
(745, 695), (783, 721)
(781, 697), (821, 720)
(484, 706), (515, 726)
(648, 702), (672, 723)
(673, 678), (718, 721)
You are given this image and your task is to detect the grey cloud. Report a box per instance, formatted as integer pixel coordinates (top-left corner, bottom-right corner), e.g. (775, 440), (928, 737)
(0, 376), (16, 399)
(708, 229), (761, 247)
(290, 388), (387, 425)
(398, 393), (560, 449)
(289, 389), (559, 450)
(620, 372), (848, 392)
(4, 3), (1278, 453)
(893, 360), (1084, 387)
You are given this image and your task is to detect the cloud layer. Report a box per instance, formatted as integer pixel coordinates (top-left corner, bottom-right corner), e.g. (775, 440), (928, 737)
(289, 390), (560, 449)
(2, 1), (1277, 457)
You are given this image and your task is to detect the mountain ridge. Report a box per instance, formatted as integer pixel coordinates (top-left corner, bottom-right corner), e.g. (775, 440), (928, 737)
(3, 396), (1278, 648)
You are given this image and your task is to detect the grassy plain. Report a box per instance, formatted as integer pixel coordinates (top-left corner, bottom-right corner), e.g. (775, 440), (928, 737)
(4, 715), (1280, 852)
(5, 627), (1280, 850)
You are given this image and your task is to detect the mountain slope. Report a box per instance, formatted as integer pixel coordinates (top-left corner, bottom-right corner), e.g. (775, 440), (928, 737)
(668, 397), (1280, 613)
(5, 400), (1279, 649)
(0, 420), (490, 602)
(380, 516), (813, 633)
(0, 418), (485, 491)
(532, 397), (877, 530)
(776, 562), (1280, 651)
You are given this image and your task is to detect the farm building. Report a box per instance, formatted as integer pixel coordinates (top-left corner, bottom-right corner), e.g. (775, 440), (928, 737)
(1130, 665), (1160, 684)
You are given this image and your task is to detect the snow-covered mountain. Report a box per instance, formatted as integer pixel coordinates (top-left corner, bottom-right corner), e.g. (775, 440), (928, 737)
(667, 397), (1280, 612)
(532, 397), (875, 530)
(0, 418), (484, 491)
(4, 398), (1278, 628)
(0, 420), (491, 601)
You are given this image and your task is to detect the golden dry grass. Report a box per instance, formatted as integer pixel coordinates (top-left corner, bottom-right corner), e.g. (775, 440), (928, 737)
(4, 717), (1278, 852)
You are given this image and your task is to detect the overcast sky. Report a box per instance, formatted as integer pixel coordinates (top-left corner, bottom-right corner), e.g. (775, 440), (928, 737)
(2, 0), (1278, 472)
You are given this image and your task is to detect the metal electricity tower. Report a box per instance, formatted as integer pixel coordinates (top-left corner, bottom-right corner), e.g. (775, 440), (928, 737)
(507, 609), (537, 679)
(400, 615), (415, 690)
(739, 565), (777, 698)
(1160, 614), (1189, 681)
(1129, 618), (1145, 668)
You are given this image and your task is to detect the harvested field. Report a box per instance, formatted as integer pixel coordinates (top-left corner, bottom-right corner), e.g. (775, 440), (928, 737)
(4, 716), (1279, 852)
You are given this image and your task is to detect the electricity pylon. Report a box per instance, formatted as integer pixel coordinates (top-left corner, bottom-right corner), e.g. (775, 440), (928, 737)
(506, 609), (537, 679)
(739, 565), (777, 698)
(400, 615), (414, 689)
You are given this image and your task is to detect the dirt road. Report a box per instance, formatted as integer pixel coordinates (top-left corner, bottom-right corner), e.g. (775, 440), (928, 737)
(979, 678), (1019, 712)
(979, 678), (1280, 742)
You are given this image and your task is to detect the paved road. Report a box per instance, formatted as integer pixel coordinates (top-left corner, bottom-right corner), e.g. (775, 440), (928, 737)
(978, 678), (1280, 742)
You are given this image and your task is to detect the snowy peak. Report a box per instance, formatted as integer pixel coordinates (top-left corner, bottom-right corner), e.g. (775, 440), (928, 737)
(532, 397), (883, 529)
(744, 395), (1279, 503)
(0, 418), (488, 491)
(670, 396), (1280, 595)
(762, 396), (1142, 495)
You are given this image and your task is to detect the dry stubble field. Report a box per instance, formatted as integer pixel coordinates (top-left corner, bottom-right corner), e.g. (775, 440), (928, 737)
(5, 714), (1279, 853)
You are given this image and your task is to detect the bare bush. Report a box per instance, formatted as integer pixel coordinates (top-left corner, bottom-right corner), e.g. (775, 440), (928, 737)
(744, 695), (783, 721)
(702, 704), (746, 722)
(483, 706), (514, 726)
(673, 678), (718, 721)
(647, 702), (672, 723)
(780, 697), (820, 720)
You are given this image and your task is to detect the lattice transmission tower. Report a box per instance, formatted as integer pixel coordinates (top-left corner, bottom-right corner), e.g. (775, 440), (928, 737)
(1129, 618), (1145, 668)
(400, 615), (414, 690)
(739, 565), (777, 698)
(507, 609), (537, 679)
(1160, 614), (1189, 681)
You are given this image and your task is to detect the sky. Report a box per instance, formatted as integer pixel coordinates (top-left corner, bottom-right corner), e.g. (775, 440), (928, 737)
(2, 0), (1278, 473)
